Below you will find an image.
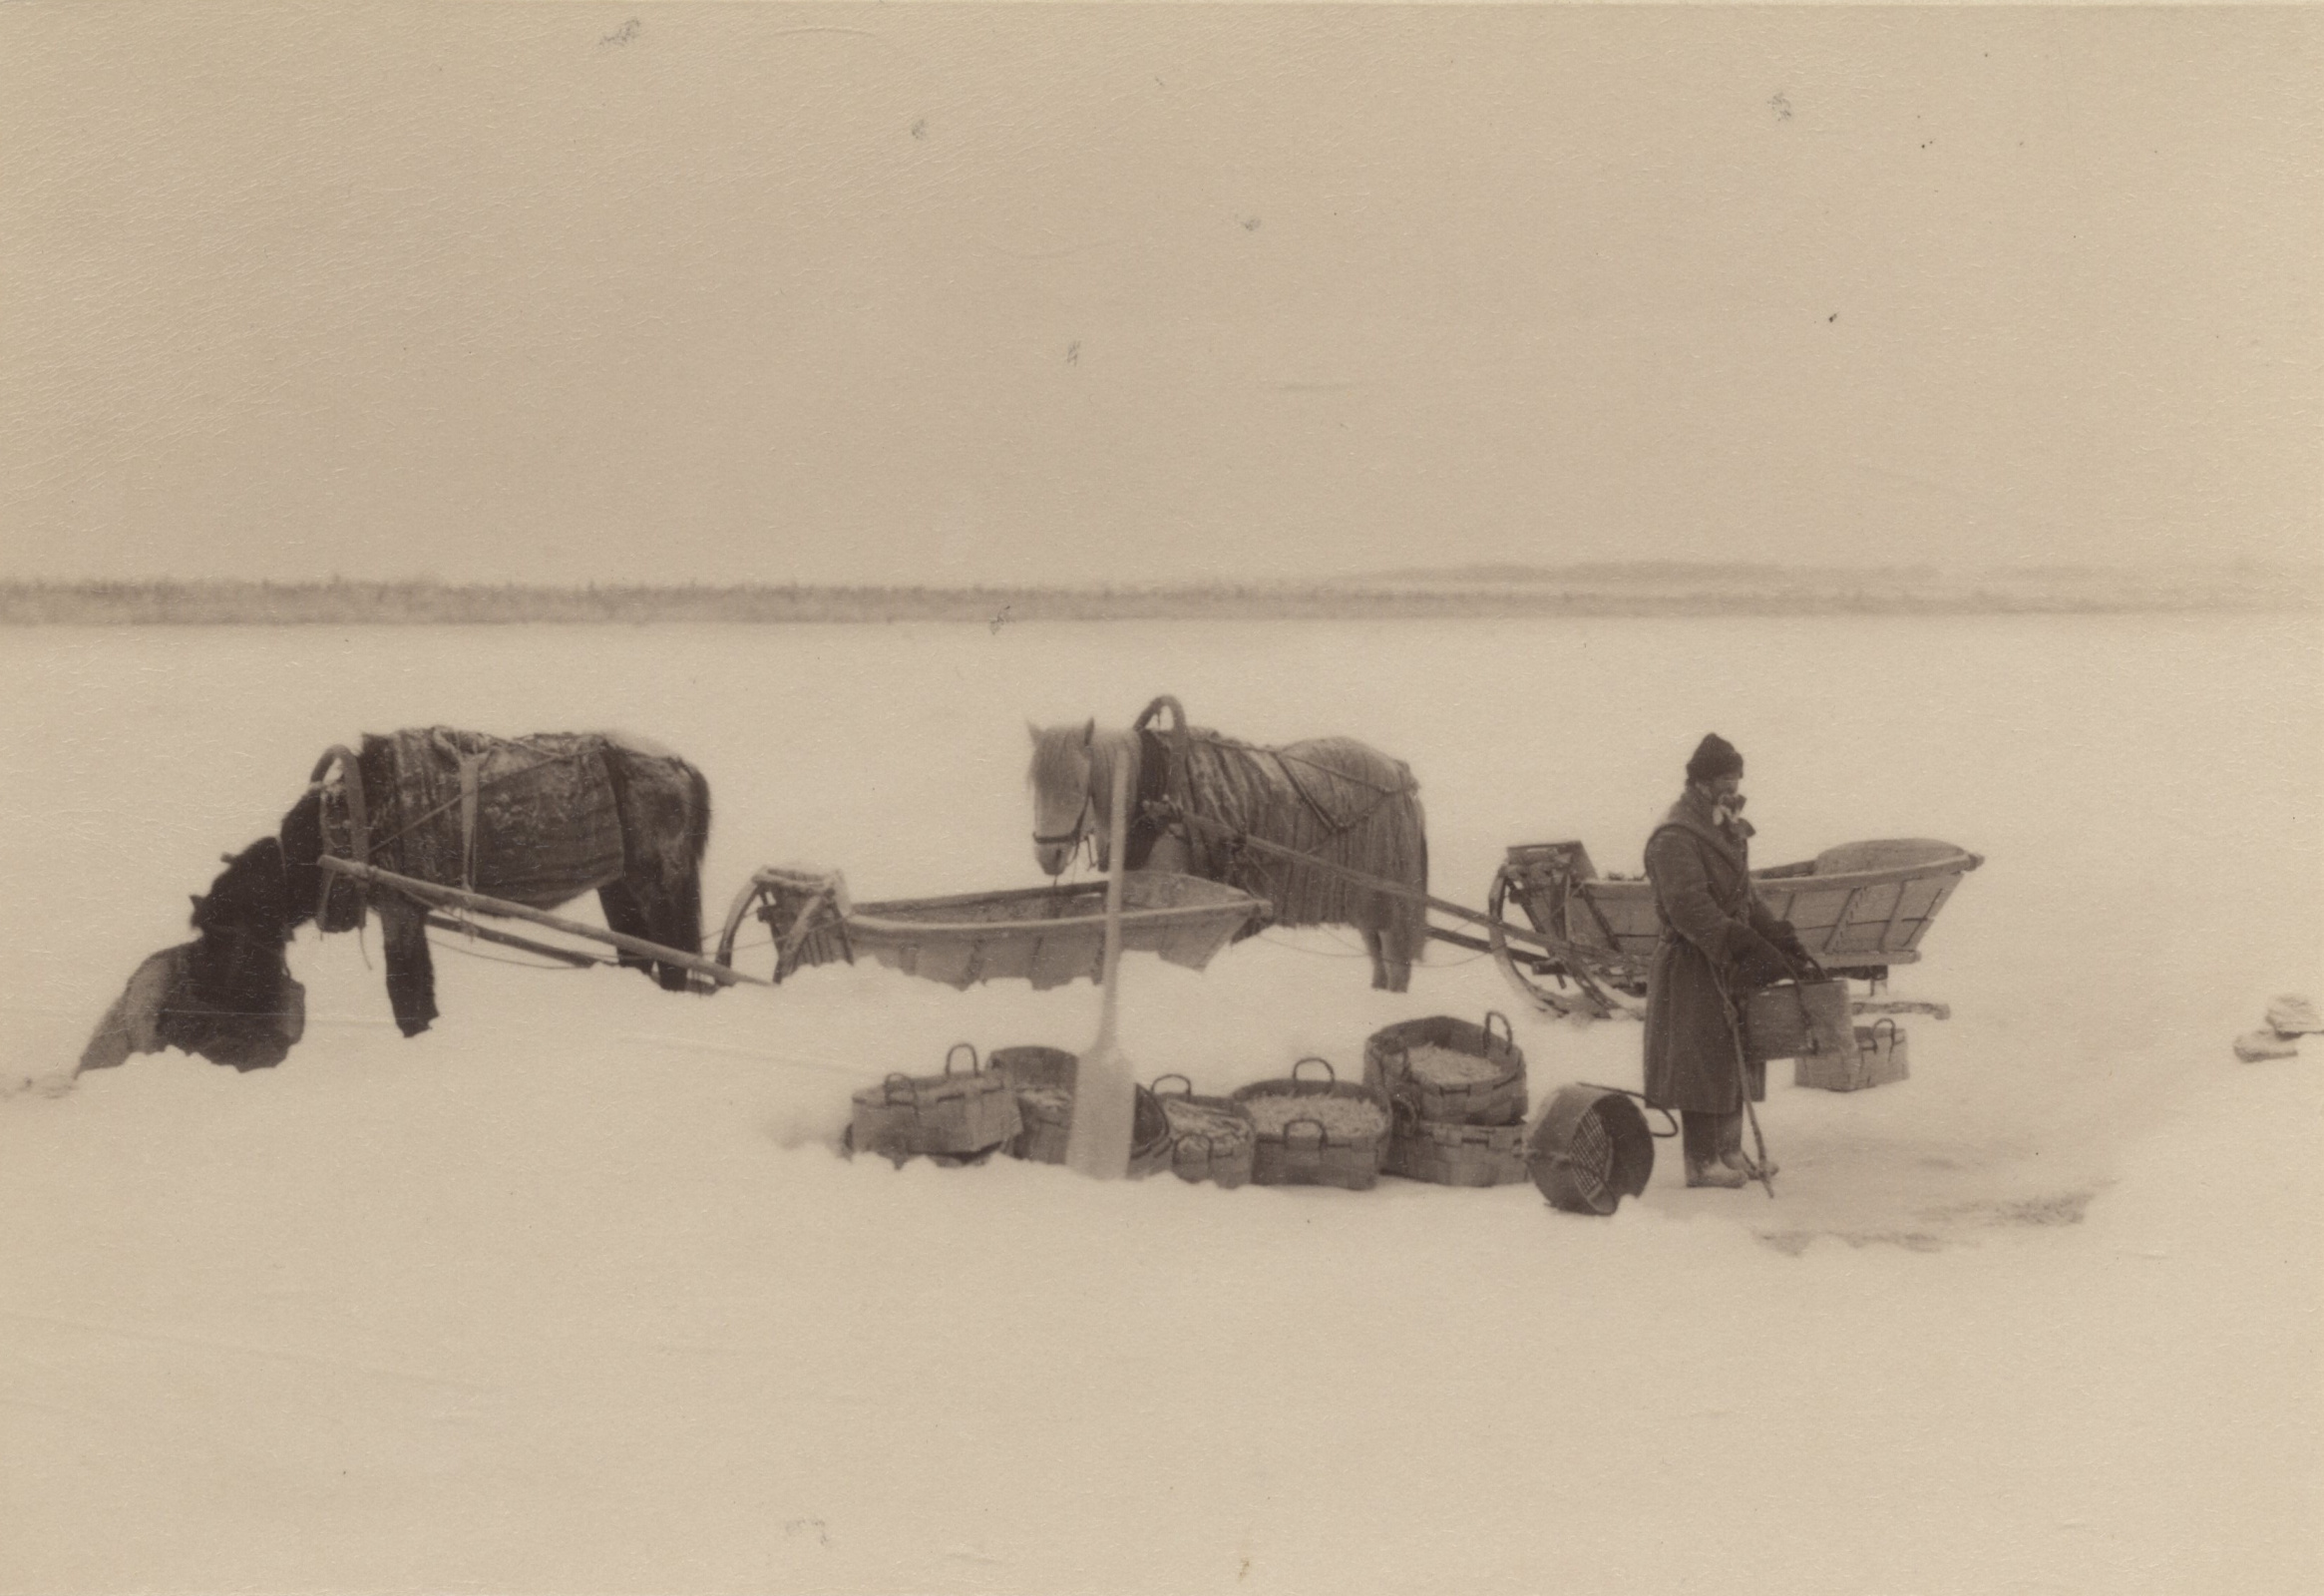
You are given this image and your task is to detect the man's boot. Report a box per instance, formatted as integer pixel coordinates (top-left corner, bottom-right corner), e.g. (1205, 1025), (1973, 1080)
(1719, 1110), (1777, 1179)
(1683, 1111), (1747, 1188)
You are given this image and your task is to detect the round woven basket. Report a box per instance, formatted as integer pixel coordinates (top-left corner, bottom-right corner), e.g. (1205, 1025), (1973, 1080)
(987, 1047), (1170, 1176)
(988, 1045), (1078, 1163)
(1231, 1058), (1393, 1191)
(1150, 1074), (1258, 1190)
(1362, 1011), (1527, 1127)
(1126, 1088), (1174, 1180)
(1526, 1084), (1656, 1215)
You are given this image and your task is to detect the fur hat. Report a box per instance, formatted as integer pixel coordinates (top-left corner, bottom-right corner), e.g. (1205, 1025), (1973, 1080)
(1686, 733), (1743, 785)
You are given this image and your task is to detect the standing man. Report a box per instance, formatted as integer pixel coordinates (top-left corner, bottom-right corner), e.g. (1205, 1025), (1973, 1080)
(1642, 734), (1812, 1189)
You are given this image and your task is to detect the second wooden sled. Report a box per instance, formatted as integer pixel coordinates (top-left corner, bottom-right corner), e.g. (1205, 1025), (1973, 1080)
(1485, 838), (1983, 1020)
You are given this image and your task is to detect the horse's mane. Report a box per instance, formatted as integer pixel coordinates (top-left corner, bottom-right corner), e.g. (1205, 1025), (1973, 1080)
(1026, 722), (1086, 794)
(1028, 723), (1140, 811)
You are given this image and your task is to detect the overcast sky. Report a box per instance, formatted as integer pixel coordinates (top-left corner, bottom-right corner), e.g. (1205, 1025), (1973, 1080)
(3, 3), (2317, 588)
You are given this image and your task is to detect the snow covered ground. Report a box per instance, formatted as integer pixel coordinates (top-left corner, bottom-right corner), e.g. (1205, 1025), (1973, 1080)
(2, 614), (2317, 1595)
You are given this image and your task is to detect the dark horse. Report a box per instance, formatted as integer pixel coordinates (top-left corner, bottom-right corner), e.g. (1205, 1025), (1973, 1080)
(82, 729), (712, 1073)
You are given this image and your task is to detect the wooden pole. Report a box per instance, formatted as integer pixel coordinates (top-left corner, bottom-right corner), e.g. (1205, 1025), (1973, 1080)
(422, 914), (612, 969)
(1064, 755), (1136, 1179)
(1169, 812), (1571, 954)
(316, 856), (773, 988)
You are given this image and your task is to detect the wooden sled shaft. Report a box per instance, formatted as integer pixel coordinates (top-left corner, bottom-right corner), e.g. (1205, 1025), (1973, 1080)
(317, 856), (771, 988)
(1169, 812), (1565, 954)
(422, 914), (610, 969)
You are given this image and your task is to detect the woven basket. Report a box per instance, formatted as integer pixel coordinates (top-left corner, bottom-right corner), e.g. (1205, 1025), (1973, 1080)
(1384, 1100), (1531, 1188)
(1150, 1074), (1258, 1190)
(1126, 1092), (1175, 1180)
(1231, 1058), (1393, 1192)
(1742, 979), (1854, 1065)
(987, 1047), (1171, 1176)
(1797, 1018), (1910, 1092)
(988, 1045), (1078, 1162)
(1362, 1011), (1527, 1127)
(849, 1043), (1024, 1164)
(1527, 1084), (1658, 1216)
(1009, 1085), (1075, 1164)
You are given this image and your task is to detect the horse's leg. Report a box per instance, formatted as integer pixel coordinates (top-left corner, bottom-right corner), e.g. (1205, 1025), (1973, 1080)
(644, 873), (706, 993)
(597, 882), (665, 985)
(600, 881), (698, 992)
(599, 748), (709, 993)
(378, 898), (438, 1037)
(1381, 894), (1423, 994)
(1381, 928), (1413, 994)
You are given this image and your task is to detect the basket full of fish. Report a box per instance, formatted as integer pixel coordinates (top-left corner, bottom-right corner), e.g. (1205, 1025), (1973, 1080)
(1230, 1057), (1393, 1191)
(1362, 1011), (1528, 1128)
(1364, 1011), (1530, 1187)
(848, 1043), (1024, 1166)
(1148, 1074), (1260, 1190)
(986, 1045), (1172, 1177)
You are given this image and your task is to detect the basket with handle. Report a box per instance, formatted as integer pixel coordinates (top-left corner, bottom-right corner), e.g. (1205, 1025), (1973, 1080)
(987, 1046), (1172, 1174)
(1125, 1087), (1175, 1179)
(1362, 1011), (1527, 1127)
(1741, 979), (1854, 1066)
(848, 1042), (1024, 1165)
(1149, 1073), (1258, 1190)
(1384, 1098), (1532, 1187)
(988, 1045), (1079, 1164)
(1526, 1083), (1666, 1215)
(1798, 1017), (1911, 1092)
(1231, 1057), (1393, 1191)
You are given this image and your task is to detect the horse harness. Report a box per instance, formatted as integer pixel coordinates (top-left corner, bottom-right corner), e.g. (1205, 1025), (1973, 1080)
(306, 732), (600, 925)
(1037, 707), (1420, 878)
(1031, 727), (1175, 870)
(1143, 729), (1418, 879)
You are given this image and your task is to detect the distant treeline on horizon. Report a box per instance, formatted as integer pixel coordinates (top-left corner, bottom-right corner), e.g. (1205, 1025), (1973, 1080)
(1, 568), (2316, 625)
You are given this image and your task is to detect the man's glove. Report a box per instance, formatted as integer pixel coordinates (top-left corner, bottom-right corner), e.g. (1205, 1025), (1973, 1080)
(1768, 919), (1818, 976)
(1730, 930), (1793, 991)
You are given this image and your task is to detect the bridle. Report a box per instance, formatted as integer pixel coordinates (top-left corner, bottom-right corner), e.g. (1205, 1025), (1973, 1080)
(1031, 790), (1096, 859)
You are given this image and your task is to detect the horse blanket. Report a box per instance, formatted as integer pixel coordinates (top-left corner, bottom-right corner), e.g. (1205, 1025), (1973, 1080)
(326, 729), (627, 908)
(1160, 727), (1424, 932)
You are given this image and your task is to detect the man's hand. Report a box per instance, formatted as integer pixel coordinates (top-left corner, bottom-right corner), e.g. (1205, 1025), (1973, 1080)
(1731, 930), (1792, 991)
(1768, 919), (1818, 975)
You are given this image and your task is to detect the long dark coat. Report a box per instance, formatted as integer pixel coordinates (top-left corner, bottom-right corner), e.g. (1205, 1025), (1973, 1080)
(1641, 788), (1786, 1114)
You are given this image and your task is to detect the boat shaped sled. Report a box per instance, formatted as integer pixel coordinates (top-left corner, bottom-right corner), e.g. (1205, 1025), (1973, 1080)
(715, 868), (1267, 990)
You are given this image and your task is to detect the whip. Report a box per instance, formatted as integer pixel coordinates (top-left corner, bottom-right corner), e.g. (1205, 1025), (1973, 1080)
(1709, 965), (1777, 1199)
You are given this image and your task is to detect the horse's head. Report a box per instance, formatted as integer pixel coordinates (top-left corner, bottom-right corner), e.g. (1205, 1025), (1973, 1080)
(1027, 718), (1098, 877)
(82, 836), (307, 1076)
(173, 836), (305, 1069)
(276, 783), (332, 933)
(189, 835), (294, 946)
